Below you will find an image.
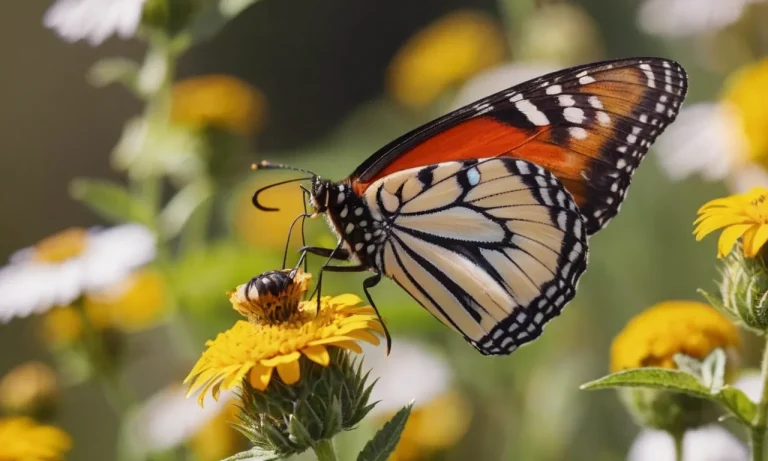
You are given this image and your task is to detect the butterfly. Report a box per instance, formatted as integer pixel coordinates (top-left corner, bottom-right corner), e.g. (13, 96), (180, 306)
(252, 57), (688, 356)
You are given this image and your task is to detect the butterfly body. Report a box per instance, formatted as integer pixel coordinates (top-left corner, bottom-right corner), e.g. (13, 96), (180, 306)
(259, 57), (689, 356)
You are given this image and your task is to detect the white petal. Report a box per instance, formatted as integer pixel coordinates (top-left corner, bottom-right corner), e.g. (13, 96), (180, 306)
(362, 339), (451, 416)
(0, 262), (82, 322)
(451, 62), (561, 110)
(125, 386), (234, 456)
(43, 0), (147, 46)
(655, 103), (746, 182)
(81, 224), (156, 291)
(629, 426), (748, 461)
(637, 0), (757, 38)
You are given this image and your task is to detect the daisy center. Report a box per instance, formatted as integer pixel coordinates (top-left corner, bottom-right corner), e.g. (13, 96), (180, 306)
(33, 228), (88, 263)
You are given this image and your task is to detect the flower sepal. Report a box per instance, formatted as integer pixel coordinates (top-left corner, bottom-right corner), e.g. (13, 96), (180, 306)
(581, 349), (756, 427)
(233, 349), (377, 459)
(701, 247), (768, 334)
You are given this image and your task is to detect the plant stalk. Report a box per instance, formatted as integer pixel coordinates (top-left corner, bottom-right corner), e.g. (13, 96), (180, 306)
(750, 337), (768, 461)
(313, 439), (339, 461)
(672, 430), (684, 461)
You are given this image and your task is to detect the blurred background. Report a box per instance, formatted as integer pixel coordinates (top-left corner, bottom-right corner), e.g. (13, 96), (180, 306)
(2, 0), (767, 460)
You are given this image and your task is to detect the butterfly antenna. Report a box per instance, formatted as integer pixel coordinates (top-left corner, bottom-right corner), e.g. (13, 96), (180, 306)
(252, 160), (316, 176)
(300, 185), (311, 273)
(251, 176), (313, 211)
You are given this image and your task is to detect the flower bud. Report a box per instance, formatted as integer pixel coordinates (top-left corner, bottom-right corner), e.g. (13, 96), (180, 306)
(703, 246), (768, 333)
(618, 388), (718, 435)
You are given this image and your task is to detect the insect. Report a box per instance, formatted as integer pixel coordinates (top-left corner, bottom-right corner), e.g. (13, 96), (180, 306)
(252, 57), (688, 355)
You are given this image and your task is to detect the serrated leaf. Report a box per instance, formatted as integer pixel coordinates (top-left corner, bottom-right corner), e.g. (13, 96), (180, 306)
(287, 414), (314, 447)
(69, 179), (154, 227)
(580, 368), (710, 397)
(357, 403), (413, 461)
(221, 447), (280, 461)
(87, 57), (139, 89)
(717, 387), (757, 424)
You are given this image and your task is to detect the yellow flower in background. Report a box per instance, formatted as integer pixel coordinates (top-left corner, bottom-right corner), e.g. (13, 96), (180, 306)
(171, 75), (266, 135)
(610, 301), (739, 373)
(655, 58), (768, 192)
(232, 173), (307, 249)
(0, 362), (58, 418)
(722, 59), (768, 166)
(185, 270), (383, 404)
(0, 417), (72, 461)
(390, 391), (471, 461)
(387, 10), (506, 109)
(189, 402), (248, 461)
(83, 268), (170, 332)
(694, 187), (768, 258)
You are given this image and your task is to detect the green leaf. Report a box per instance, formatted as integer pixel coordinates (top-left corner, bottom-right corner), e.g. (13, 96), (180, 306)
(158, 180), (213, 240)
(221, 447), (279, 461)
(357, 403), (413, 461)
(580, 368), (710, 396)
(323, 396), (343, 438)
(69, 179), (154, 227)
(87, 57), (139, 89)
(717, 387), (757, 424)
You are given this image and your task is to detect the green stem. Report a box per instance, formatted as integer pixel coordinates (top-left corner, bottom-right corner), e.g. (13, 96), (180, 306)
(672, 431), (684, 461)
(312, 439), (339, 461)
(750, 338), (768, 461)
(74, 301), (137, 414)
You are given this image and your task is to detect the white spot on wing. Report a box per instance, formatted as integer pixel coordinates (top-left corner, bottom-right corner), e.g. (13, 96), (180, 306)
(545, 84), (562, 95)
(467, 167), (481, 186)
(564, 107), (585, 124)
(569, 127), (588, 140)
(558, 95), (575, 107)
(515, 99), (550, 126)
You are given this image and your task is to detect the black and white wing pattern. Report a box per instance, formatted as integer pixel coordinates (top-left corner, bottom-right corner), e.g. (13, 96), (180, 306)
(362, 158), (589, 355)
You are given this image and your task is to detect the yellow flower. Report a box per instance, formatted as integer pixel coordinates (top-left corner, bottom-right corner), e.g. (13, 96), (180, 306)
(189, 402), (248, 461)
(171, 75), (266, 136)
(722, 59), (768, 165)
(389, 391), (471, 461)
(611, 301), (739, 373)
(387, 10), (506, 109)
(0, 362), (58, 418)
(0, 417), (72, 461)
(83, 268), (170, 332)
(185, 287), (383, 404)
(32, 228), (88, 263)
(40, 304), (111, 348)
(694, 187), (768, 258)
(231, 173), (307, 249)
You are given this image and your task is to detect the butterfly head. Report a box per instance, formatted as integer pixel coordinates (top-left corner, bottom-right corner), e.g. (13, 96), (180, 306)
(309, 177), (334, 214)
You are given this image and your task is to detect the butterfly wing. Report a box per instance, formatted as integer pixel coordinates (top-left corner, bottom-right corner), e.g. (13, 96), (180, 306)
(350, 57), (688, 235)
(363, 157), (588, 355)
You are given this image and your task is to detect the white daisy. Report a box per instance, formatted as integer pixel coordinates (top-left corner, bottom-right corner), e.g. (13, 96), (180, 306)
(628, 425), (748, 461)
(125, 385), (235, 458)
(362, 339), (451, 416)
(0, 224), (156, 322)
(654, 102), (768, 192)
(637, 0), (763, 38)
(451, 61), (560, 110)
(43, 0), (147, 46)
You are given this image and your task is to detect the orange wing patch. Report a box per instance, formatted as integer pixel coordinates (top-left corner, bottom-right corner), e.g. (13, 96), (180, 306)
(350, 58), (687, 235)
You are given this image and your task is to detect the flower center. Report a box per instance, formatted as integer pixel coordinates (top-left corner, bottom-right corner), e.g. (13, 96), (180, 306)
(33, 228), (88, 263)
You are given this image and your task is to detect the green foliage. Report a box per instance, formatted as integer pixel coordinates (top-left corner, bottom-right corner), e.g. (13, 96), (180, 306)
(234, 350), (377, 459)
(87, 58), (140, 90)
(69, 179), (155, 227)
(357, 404), (413, 461)
(581, 351), (757, 425)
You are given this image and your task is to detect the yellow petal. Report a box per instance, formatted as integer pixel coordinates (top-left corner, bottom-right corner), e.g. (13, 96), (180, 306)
(302, 345), (331, 366)
(221, 363), (254, 390)
(748, 225), (768, 257)
(342, 329), (381, 345)
(716, 224), (752, 257)
(328, 294), (362, 307)
(260, 352), (301, 367)
(249, 364), (274, 391)
(694, 215), (751, 239)
(329, 340), (364, 354)
(276, 359), (301, 385)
